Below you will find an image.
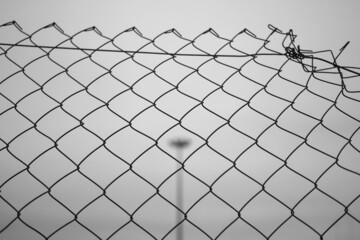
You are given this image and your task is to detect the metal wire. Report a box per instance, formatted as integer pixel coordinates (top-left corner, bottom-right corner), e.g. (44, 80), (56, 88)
(0, 21), (360, 240)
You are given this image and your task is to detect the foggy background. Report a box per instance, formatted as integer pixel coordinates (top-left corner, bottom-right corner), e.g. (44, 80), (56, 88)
(1, 0), (360, 240)
(0, 0), (360, 67)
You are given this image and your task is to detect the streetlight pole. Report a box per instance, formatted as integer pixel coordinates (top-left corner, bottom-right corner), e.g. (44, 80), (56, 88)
(170, 138), (190, 240)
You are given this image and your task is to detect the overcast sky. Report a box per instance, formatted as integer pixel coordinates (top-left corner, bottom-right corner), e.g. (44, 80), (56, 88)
(1, 1), (360, 240)
(0, 0), (360, 66)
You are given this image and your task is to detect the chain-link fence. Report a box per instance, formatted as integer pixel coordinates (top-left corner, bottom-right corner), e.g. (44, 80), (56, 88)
(1, 21), (360, 240)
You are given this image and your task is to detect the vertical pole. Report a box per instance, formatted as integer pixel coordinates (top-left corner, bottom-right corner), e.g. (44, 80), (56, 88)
(170, 139), (190, 240)
(176, 148), (184, 240)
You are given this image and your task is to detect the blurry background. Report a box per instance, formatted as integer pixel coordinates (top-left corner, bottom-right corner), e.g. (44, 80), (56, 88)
(0, 0), (359, 66)
(0, 1), (360, 240)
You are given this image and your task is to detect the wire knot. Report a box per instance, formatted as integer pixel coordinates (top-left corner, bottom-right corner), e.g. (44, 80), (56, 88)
(285, 46), (304, 60)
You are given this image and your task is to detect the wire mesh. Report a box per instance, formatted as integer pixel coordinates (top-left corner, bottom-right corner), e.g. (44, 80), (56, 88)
(0, 21), (360, 240)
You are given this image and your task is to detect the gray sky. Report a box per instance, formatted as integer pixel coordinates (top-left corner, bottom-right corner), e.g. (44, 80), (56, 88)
(1, 1), (360, 240)
(0, 0), (360, 66)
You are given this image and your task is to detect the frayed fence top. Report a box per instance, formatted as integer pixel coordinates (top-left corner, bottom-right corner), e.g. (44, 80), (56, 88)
(0, 21), (360, 240)
(0, 21), (359, 86)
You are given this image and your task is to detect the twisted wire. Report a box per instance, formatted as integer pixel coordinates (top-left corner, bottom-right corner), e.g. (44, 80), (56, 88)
(0, 21), (360, 240)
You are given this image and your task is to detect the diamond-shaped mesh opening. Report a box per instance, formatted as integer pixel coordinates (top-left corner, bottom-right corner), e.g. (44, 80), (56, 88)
(176, 47), (212, 69)
(182, 104), (226, 138)
(155, 89), (199, 120)
(87, 73), (129, 102)
(48, 42), (88, 68)
(307, 124), (348, 158)
(108, 90), (151, 121)
(250, 89), (291, 119)
(21, 194), (73, 237)
(265, 167), (313, 207)
(293, 89), (334, 120)
(198, 59), (236, 85)
(1, 171), (46, 210)
(1, 22), (360, 240)
(5, 40), (44, 67)
(111, 58), (151, 87)
(322, 106), (360, 138)
(155, 58), (194, 86)
(0, 150), (26, 186)
(230, 104), (274, 139)
(29, 148), (76, 187)
(131, 107), (177, 140)
(241, 192), (291, 237)
(83, 106), (128, 140)
(236, 144), (283, 184)
(57, 126), (102, 165)
(157, 124), (205, 159)
(133, 45), (170, 69)
(185, 145), (231, 185)
(240, 60), (279, 86)
(279, 59), (311, 86)
(134, 195), (180, 239)
(91, 45), (129, 70)
(37, 107), (79, 140)
(265, 75), (304, 102)
(287, 143), (335, 181)
(0, 108), (32, 142)
(0, 72), (39, 103)
(295, 189), (344, 234)
(208, 124), (254, 160)
(277, 106), (319, 138)
(258, 124), (304, 160)
(133, 147), (177, 187)
(0, 54), (20, 81)
(106, 172), (156, 213)
(203, 88), (246, 119)
(62, 91), (104, 120)
(308, 75), (343, 101)
(224, 72), (263, 101)
(24, 56), (63, 86)
(160, 170), (208, 211)
(317, 165), (360, 205)
(187, 194), (238, 238)
(80, 146), (129, 188)
(8, 128), (53, 164)
(78, 196), (130, 239)
(16, 90), (58, 122)
(42, 72), (83, 102)
(132, 73), (173, 102)
(105, 126), (154, 164)
(178, 73), (218, 101)
(51, 171), (102, 213)
(213, 168), (261, 210)
(67, 58), (107, 87)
